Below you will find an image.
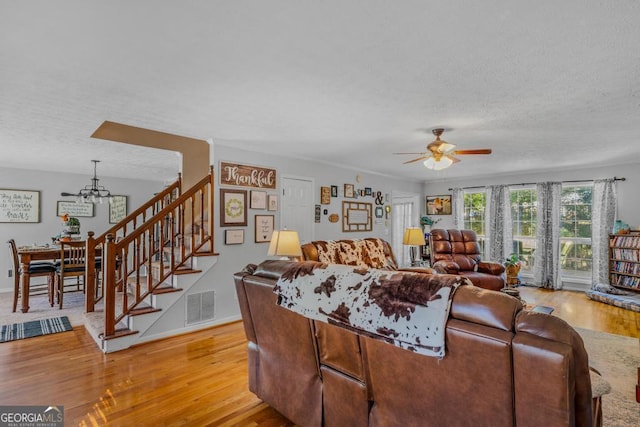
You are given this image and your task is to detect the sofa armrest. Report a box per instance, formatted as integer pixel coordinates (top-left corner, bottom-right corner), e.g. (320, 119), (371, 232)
(477, 261), (505, 275)
(433, 260), (460, 274)
(398, 267), (436, 275)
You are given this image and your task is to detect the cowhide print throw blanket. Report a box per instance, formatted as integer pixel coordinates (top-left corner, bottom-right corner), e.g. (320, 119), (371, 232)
(274, 261), (469, 358)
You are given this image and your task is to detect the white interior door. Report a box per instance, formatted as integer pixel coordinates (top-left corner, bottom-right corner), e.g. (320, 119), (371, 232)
(281, 176), (314, 244)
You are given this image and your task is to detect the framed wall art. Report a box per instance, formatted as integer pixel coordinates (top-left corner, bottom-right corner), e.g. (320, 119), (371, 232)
(56, 201), (94, 217)
(344, 183), (355, 198)
(220, 189), (247, 227)
(0, 189), (40, 223)
(255, 214), (274, 243)
(109, 195), (128, 224)
(321, 186), (331, 204)
(267, 194), (278, 211)
(342, 201), (372, 232)
(225, 229), (244, 245)
(426, 195), (452, 215)
(250, 190), (267, 209)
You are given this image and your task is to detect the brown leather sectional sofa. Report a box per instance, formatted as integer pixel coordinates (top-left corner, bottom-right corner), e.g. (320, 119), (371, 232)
(234, 259), (601, 427)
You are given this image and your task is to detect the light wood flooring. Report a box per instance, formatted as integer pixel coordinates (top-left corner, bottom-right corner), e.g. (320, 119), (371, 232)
(0, 287), (637, 426)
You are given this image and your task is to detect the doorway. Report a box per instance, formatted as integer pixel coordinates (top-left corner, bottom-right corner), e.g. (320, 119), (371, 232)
(391, 191), (421, 267)
(281, 176), (315, 244)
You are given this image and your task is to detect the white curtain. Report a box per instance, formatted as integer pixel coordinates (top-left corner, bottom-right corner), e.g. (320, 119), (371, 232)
(451, 188), (465, 229)
(485, 185), (512, 263)
(535, 182), (562, 289)
(591, 179), (617, 287)
(392, 201), (413, 267)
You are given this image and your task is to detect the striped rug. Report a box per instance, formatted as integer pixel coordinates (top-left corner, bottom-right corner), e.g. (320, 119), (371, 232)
(0, 316), (72, 343)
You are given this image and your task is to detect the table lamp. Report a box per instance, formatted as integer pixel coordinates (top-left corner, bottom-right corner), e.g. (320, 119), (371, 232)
(403, 227), (426, 266)
(267, 229), (302, 260)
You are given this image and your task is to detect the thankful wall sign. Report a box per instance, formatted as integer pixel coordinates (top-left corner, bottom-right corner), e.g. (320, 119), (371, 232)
(219, 161), (277, 189)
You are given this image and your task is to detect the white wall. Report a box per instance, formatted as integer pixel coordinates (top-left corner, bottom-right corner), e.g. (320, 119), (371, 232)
(1, 167), (166, 292)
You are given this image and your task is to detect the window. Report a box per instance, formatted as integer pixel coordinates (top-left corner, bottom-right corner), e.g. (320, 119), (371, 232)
(560, 185), (593, 279)
(510, 188), (536, 275)
(463, 191), (486, 257)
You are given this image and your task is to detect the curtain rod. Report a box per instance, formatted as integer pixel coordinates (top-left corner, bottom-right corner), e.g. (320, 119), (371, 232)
(448, 176), (626, 191)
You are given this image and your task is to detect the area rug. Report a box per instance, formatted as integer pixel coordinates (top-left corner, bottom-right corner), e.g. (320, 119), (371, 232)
(576, 327), (640, 426)
(586, 290), (640, 313)
(0, 316), (72, 343)
(0, 290), (86, 327)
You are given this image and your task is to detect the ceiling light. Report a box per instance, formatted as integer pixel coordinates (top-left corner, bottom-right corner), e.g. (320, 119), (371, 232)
(61, 160), (113, 204)
(423, 156), (453, 170)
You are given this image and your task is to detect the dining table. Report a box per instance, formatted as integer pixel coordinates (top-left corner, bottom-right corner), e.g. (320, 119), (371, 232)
(16, 242), (100, 313)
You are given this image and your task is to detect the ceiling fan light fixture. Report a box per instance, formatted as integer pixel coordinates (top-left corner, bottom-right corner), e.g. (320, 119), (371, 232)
(438, 142), (456, 154)
(424, 156), (453, 170)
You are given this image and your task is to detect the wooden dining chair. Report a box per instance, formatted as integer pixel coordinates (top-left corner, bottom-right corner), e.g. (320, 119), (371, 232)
(7, 239), (57, 312)
(55, 240), (87, 309)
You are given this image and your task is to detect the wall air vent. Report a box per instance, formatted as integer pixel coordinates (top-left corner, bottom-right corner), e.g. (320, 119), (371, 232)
(186, 290), (215, 325)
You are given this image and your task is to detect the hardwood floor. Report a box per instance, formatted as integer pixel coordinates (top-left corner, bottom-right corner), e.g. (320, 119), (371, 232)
(0, 287), (637, 426)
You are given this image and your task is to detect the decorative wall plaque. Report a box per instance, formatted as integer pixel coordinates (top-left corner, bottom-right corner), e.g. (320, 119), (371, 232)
(219, 161), (277, 189)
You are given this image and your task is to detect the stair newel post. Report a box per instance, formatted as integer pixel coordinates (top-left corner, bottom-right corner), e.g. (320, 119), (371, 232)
(209, 166), (214, 252)
(85, 231), (96, 313)
(177, 172), (182, 197)
(104, 233), (117, 337)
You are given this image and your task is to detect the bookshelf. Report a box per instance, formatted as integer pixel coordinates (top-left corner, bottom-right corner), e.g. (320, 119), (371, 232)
(609, 233), (640, 292)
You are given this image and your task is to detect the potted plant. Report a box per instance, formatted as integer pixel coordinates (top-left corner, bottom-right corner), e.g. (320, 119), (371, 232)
(504, 253), (522, 286)
(420, 215), (440, 233)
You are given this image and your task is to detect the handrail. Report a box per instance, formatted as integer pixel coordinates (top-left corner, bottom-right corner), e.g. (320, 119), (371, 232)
(85, 175), (181, 312)
(96, 167), (215, 338)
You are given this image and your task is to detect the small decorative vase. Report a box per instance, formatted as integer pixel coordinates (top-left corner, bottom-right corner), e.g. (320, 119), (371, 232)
(613, 220), (623, 234)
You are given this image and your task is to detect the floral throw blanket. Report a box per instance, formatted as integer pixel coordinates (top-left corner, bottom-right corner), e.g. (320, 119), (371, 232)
(274, 262), (469, 358)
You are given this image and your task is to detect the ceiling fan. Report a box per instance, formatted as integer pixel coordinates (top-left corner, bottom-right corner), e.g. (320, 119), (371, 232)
(394, 128), (492, 170)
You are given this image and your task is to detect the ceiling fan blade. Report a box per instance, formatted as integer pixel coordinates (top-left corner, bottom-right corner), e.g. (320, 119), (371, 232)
(403, 155), (429, 164)
(393, 152), (427, 155)
(448, 155), (461, 164)
(60, 192), (77, 196)
(452, 149), (492, 155)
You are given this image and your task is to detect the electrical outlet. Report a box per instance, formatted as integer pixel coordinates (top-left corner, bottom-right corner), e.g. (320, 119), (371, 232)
(8, 269), (12, 278)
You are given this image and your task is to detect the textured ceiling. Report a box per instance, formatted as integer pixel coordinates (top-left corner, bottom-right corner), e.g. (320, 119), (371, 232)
(1, 1), (639, 183)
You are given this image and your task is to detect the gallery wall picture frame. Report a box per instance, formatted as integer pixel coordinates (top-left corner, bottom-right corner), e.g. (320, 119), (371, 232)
(344, 183), (355, 198)
(0, 189), (40, 223)
(109, 195), (128, 224)
(225, 229), (244, 245)
(375, 206), (384, 218)
(255, 214), (275, 243)
(56, 201), (94, 218)
(426, 194), (452, 215)
(267, 194), (278, 211)
(250, 190), (267, 209)
(320, 186), (331, 204)
(365, 187), (372, 196)
(342, 201), (373, 232)
(315, 204), (321, 223)
(330, 185), (338, 197)
(220, 189), (248, 227)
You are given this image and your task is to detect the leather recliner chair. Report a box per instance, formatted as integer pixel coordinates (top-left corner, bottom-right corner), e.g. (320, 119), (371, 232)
(430, 229), (505, 291)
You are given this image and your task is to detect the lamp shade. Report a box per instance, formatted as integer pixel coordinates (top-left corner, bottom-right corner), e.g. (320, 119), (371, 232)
(267, 230), (302, 258)
(403, 227), (426, 246)
(423, 156), (453, 170)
